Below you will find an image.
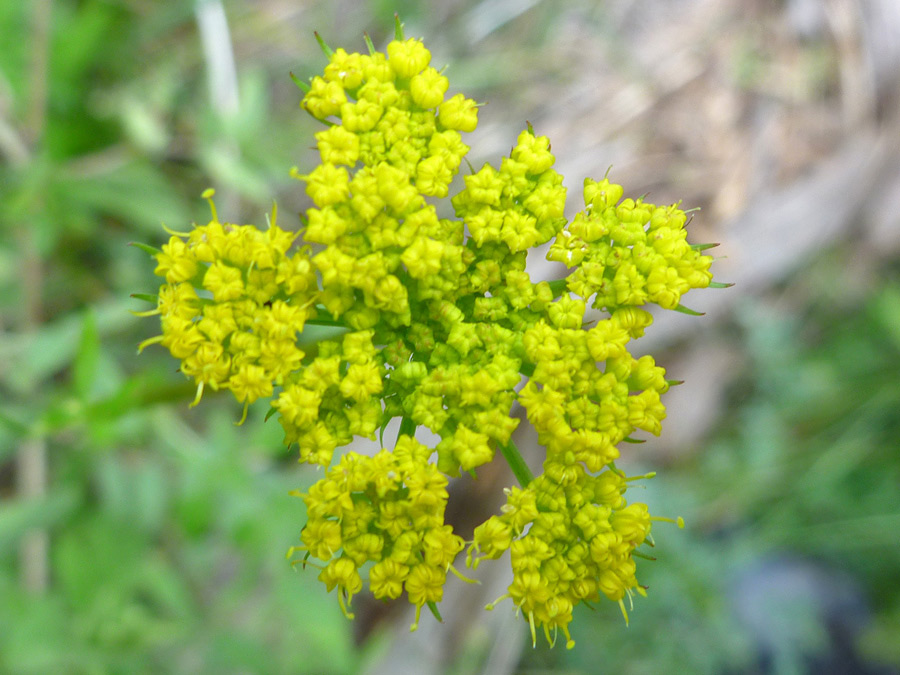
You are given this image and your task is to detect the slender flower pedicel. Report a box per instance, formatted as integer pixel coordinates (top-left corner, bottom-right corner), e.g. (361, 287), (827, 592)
(135, 18), (724, 649)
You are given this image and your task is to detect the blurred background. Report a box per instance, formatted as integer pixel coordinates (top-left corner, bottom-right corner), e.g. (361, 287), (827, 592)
(2, 0), (900, 673)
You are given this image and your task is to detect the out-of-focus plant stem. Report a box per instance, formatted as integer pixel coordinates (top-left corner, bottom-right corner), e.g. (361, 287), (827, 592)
(16, 0), (52, 595)
(195, 0), (241, 216)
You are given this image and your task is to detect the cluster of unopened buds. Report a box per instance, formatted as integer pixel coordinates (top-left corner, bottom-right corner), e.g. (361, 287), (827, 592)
(135, 18), (724, 649)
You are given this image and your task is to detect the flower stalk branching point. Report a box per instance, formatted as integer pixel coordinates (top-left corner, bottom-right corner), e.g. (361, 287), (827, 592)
(135, 19), (724, 649)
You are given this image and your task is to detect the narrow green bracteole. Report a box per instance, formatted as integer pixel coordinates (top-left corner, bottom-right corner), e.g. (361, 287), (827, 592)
(130, 241), (161, 256)
(426, 600), (443, 622)
(674, 303), (704, 316)
(363, 33), (376, 55)
(290, 72), (311, 93)
(314, 31), (334, 58)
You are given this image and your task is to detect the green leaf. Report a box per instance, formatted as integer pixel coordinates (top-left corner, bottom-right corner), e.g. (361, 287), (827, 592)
(54, 514), (146, 607)
(72, 310), (100, 400)
(0, 408), (29, 439)
(59, 161), (191, 234)
(872, 283), (900, 351)
(0, 488), (79, 552)
(198, 144), (270, 203)
(0, 298), (137, 393)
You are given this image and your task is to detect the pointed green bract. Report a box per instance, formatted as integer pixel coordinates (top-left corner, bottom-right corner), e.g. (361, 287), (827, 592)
(289, 71), (311, 93)
(130, 241), (161, 256)
(674, 303), (705, 316)
(314, 31), (334, 58)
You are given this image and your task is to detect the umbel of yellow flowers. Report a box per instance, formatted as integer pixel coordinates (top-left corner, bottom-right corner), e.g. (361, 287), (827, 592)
(135, 17), (721, 650)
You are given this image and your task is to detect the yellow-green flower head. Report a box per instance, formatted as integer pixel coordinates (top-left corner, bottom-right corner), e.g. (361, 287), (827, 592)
(511, 129), (555, 174)
(303, 76), (347, 119)
(293, 33), (481, 327)
(466, 466), (658, 649)
(438, 93), (478, 132)
(294, 163), (350, 207)
(550, 177), (713, 312)
(387, 38), (431, 78)
(289, 437), (464, 629)
(324, 47), (366, 90)
(137, 22), (719, 647)
(410, 67), (449, 108)
(315, 126), (360, 166)
(140, 193), (316, 419)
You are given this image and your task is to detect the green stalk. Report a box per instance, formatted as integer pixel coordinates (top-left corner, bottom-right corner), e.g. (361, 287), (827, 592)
(547, 278), (568, 298)
(398, 417), (417, 438)
(499, 439), (534, 487)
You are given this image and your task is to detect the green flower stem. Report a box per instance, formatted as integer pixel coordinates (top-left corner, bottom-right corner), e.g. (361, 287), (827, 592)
(499, 439), (534, 487)
(399, 416), (417, 438)
(548, 278), (568, 298)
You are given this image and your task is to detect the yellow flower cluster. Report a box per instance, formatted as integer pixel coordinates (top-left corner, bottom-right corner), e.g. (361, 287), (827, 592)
(549, 178), (713, 311)
(383, 325), (524, 475)
(452, 128), (565, 253)
(137, 20), (721, 648)
(288, 435), (465, 630)
(295, 34), (476, 330)
(273, 330), (386, 465)
(292, 34), (546, 481)
(139, 194), (317, 420)
(519, 305), (667, 471)
(468, 462), (656, 648)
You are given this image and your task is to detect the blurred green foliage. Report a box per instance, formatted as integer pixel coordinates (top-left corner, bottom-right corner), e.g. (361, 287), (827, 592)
(0, 1), (357, 672)
(3, 1), (900, 674)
